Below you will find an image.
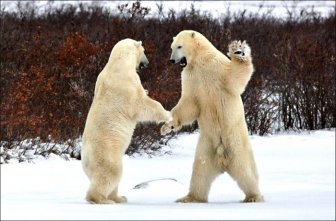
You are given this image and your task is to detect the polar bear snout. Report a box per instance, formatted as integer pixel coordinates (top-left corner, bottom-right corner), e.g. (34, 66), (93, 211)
(170, 46), (187, 67)
(139, 61), (148, 69)
(139, 55), (149, 70)
(169, 57), (187, 67)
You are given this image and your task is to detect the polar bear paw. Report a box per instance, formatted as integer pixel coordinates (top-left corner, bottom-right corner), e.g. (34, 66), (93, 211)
(160, 121), (174, 135)
(228, 40), (251, 62)
(175, 195), (207, 203)
(113, 196), (128, 203)
(160, 117), (182, 135)
(243, 195), (264, 203)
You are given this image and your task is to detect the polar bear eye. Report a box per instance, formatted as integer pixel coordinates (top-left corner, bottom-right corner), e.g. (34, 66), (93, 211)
(177, 46), (182, 49)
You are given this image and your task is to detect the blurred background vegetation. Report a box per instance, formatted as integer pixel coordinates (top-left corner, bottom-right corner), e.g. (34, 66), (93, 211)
(0, 1), (335, 160)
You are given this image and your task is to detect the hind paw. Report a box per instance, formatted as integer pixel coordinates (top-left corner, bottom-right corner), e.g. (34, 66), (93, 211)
(243, 195), (264, 203)
(175, 195), (207, 203)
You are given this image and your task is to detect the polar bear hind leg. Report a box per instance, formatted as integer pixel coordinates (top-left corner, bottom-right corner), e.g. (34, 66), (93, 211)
(107, 186), (127, 203)
(176, 135), (221, 203)
(85, 161), (122, 204)
(227, 157), (264, 203)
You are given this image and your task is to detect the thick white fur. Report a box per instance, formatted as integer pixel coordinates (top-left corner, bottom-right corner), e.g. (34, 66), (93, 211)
(162, 30), (263, 203)
(82, 39), (171, 204)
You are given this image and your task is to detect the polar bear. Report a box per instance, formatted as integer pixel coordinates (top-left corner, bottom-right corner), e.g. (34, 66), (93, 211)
(82, 38), (171, 204)
(161, 30), (263, 203)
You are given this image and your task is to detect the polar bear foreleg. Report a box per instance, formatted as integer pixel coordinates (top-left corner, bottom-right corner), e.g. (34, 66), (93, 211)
(137, 97), (171, 123)
(161, 98), (199, 135)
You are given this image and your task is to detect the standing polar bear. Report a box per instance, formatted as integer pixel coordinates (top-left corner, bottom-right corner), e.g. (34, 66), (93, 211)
(82, 39), (171, 204)
(161, 30), (263, 203)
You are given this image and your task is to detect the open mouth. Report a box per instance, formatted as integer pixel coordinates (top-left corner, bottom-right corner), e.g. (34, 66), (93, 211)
(139, 62), (146, 69)
(137, 62), (148, 72)
(179, 57), (187, 67)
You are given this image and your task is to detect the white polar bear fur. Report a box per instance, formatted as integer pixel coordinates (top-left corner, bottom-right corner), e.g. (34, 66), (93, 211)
(81, 38), (171, 204)
(162, 30), (263, 203)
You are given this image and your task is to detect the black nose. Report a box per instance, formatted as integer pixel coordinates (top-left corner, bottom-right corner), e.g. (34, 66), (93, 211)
(169, 59), (175, 64)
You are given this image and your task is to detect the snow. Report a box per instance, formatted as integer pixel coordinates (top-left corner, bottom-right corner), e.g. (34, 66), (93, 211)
(1, 129), (335, 220)
(1, 1), (335, 19)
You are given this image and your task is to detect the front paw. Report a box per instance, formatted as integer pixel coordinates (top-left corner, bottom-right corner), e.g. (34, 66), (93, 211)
(228, 40), (251, 62)
(160, 121), (174, 135)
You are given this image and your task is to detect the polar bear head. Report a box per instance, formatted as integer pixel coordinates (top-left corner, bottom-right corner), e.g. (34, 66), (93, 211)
(169, 30), (210, 68)
(109, 38), (149, 72)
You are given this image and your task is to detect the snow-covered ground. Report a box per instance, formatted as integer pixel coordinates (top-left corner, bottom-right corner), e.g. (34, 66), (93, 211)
(1, 129), (335, 220)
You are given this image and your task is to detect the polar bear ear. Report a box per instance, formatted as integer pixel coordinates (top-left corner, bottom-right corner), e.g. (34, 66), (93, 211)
(134, 41), (142, 47)
(173, 37), (176, 41)
(191, 32), (195, 38)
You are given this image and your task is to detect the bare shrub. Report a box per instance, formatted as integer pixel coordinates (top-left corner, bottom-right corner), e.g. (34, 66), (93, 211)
(1, 1), (334, 161)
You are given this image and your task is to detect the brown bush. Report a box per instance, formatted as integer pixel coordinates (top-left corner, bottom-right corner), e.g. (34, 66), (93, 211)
(0, 1), (335, 156)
